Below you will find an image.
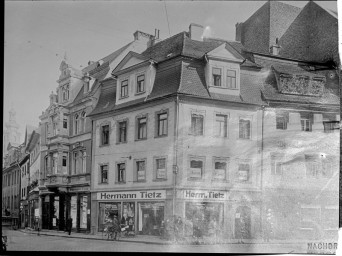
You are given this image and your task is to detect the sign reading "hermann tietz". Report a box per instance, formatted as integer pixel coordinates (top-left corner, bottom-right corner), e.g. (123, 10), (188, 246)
(182, 190), (226, 200)
(97, 190), (166, 200)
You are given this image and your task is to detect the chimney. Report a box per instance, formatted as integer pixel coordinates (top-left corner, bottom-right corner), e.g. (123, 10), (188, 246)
(189, 23), (204, 41)
(270, 38), (281, 56)
(49, 91), (58, 105)
(235, 22), (244, 42)
(133, 30), (155, 47)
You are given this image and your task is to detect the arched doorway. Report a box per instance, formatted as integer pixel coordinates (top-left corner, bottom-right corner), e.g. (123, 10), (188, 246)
(235, 206), (251, 239)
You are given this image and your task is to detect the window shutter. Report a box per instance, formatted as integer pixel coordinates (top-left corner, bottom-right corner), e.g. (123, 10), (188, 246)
(133, 162), (137, 181)
(115, 164), (119, 183)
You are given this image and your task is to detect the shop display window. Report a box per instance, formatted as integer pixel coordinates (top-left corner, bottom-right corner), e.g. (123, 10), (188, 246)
(80, 196), (88, 229)
(53, 196), (59, 228)
(122, 203), (135, 232)
(70, 196), (77, 228)
(98, 203), (121, 232)
(138, 202), (164, 235)
(185, 202), (224, 237)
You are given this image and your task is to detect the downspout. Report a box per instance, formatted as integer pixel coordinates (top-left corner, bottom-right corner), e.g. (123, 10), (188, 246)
(172, 95), (179, 224)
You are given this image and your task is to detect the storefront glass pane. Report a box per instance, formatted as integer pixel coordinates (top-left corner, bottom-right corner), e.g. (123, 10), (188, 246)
(185, 202), (224, 237)
(80, 196), (88, 229)
(53, 196), (59, 228)
(70, 196), (77, 228)
(138, 202), (164, 236)
(98, 203), (121, 232)
(122, 203), (135, 232)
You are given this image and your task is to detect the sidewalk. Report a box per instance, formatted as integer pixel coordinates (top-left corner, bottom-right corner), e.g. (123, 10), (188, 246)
(18, 228), (310, 245)
(20, 228), (171, 245)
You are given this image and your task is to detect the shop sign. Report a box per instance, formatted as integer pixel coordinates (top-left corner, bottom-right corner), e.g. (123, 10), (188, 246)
(35, 209), (40, 217)
(182, 190), (226, 200)
(97, 190), (166, 200)
(189, 168), (202, 178)
(69, 186), (90, 192)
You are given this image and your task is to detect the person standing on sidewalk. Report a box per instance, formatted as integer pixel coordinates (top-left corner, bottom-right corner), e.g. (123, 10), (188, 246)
(66, 217), (73, 235)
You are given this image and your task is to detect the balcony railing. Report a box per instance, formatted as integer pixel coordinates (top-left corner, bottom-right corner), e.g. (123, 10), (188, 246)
(44, 173), (91, 186)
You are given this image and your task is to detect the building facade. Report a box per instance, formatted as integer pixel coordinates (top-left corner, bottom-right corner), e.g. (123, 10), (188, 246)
(38, 30), (156, 232)
(89, 24), (267, 239)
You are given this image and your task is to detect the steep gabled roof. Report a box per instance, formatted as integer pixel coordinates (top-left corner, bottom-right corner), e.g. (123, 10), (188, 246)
(88, 79), (116, 117)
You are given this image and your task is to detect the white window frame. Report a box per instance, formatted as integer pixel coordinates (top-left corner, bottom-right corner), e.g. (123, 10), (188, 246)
(239, 116), (252, 140)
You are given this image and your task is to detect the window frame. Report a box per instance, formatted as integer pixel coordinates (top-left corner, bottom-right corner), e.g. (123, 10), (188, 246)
(214, 113), (228, 137)
(117, 119), (128, 144)
(134, 159), (147, 182)
(188, 156), (206, 181)
(239, 117), (252, 140)
(153, 156), (167, 181)
(100, 124), (110, 146)
(116, 161), (126, 184)
(136, 114), (148, 141)
(190, 112), (205, 136)
(236, 160), (251, 183)
(99, 164), (109, 184)
(301, 119), (312, 132)
(136, 74), (145, 94)
(270, 154), (284, 175)
(155, 110), (169, 138)
(120, 79), (129, 99)
(212, 157), (229, 181)
(226, 69), (237, 89)
(276, 112), (288, 130)
(74, 114), (79, 135)
(212, 67), (222, 87)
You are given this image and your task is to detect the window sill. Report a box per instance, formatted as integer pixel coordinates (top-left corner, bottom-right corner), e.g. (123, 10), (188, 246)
(116, 141), (127, 145)
(119, 96), (129, 100)
(187, 178), (204, 181)
(153, 179), (167, 182)
(238, 137), (251, 140)
(210, 85), (239, 90)
(211, 179), (229, 182)
(188, 133), (204, 137)
(154, 134), (168, 139)
(135, 138), (147, 142)
(98, 182), (108, 185)
(135, 91), (146, 96)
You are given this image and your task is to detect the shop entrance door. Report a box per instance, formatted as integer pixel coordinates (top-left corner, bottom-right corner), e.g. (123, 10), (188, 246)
(138, 202), (164, 236)
(234, 206), (251, 239)
(42, 200), (50, 229)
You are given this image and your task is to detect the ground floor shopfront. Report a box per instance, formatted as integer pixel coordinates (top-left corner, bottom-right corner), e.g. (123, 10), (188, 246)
(91, 188), (262, 239)
(263, 188), (339, 241)
(40, 187), (91, 232)
(91, 189), (172, 235)
(20, 199), (29, 228)
(27, 189), (39, 229)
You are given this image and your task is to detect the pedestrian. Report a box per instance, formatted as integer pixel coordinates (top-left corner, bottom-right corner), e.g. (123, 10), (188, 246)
(208, 218), (217, 244)
(112, 215), (120, 240)
(66, 217), (73, 235)
(238, 217), (246, 244)
(174, 216), (183, 242)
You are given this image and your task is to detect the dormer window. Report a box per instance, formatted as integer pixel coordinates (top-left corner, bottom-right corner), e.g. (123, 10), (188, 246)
(212, 68), (222, 87)
(120, 80), (129, 98)
(136, 75), (145, 93)
(226, 70), (237, 89)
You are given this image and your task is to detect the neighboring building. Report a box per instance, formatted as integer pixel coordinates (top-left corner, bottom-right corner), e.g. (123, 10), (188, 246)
(26, 127), (41, 229)
(235, 0), (340, 241)
(38, 30), (156, 232)
(3, 108), (21, 161)
(236, 1), (339, 65)
(2, 143), (22, 220)
(89, 23), (265, 238)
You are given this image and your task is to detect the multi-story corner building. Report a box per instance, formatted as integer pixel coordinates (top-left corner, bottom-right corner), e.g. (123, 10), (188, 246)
(38, 30), (156, 232)
(89, 23), (266, 239)
(2, 143), (22, 220)
(25, 126), (41, 229)
(236, 0), (340, 241)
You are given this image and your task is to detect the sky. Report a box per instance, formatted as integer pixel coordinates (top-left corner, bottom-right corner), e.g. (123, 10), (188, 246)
(3, 0), (340, 142)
